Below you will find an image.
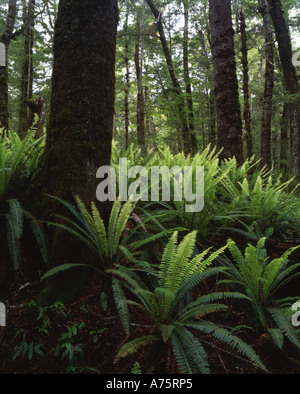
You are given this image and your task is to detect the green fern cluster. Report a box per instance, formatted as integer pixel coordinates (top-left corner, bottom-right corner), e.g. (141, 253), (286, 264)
(1, 198), (48, 270)
(220, 159), (300, 240)
(112, 231), (267, 374)
(0, 128), (46, 270)
(41, 195), (176, 280)
(110, 143), (300, 242)
(218, 238), (300, 350)
(0, 128), (44, 205)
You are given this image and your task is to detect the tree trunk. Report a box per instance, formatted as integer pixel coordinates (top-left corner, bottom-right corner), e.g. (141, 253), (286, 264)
(280, 101), (289, 175)
(209, 89), (216, 146)
(124, 7), (130, 150)
(209, 0), (243, 164)
(0, 0), (17, 131)
(28, 0), (118, 267)
(18, 0), (35, 138)
(239, 9), (252, 159)
(146, 0), (191, 155)
(259, 0), (274, 168)
(135, 40), (145, 147)
(269, 0), (300, 182)
(183, 0), (197, 152)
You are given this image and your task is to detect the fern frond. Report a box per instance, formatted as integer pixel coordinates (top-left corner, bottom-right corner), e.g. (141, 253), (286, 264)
(188, 322), (267, 372)
(112, 277), (130, 334)
(170, 324), (210, 374)
(267, 307), (300, 349)
(115, 336), (159, 362)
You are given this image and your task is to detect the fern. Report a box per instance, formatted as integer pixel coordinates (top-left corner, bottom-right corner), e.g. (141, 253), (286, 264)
(115, 336), (159, 362)
(113, 230), (265, 373)
(40, 263), (96, 281)
(188, 321), (267, 372)
(112, 277), (130, 335)
(219, 238), (300, 350)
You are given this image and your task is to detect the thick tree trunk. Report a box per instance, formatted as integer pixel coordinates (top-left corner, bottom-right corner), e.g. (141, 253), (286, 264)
(18, 0), (35, 138)
(209, 0), (243, 164)
(259, 1), (274, 168)
(0, 0), (17, 131)
(239, 9), (252, 159)
(146, 0), (191, 155)
(269, 0), (300, 182)
(28, 0), (118, 267)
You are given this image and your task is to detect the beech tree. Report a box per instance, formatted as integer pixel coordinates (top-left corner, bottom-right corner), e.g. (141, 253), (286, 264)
(28, 0), (119, 268)
(209, 0), (243, 164)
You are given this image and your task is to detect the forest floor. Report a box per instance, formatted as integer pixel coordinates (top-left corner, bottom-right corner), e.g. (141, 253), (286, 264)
(1, 262), (300, 375)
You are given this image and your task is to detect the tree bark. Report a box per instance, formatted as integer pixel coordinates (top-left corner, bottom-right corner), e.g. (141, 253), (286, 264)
(269, 0), (300, 182)
(209, 0), (243, 164)
(259, 0), (274, 168)
(27, 0), (119, 267)
(0, 0), (17, 131)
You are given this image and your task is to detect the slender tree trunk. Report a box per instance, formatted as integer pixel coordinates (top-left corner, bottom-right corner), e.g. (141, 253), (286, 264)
(269, 0), (300, 182)
(239, 9), (252, 159)
(146, 0), (191, 155)
(280, 101), (289, 175)
(0, 0), (17, 131)
(259, 0), (274, 168)
(135, 1), (146, 148)
(209, 0), (243, 164)
(196, 24), (216, 148)
(135, 40), (145, 147)
(183, 0), (197, 152)
(124, 7), (130, 150)
(209, 89), (216, 146)
(27, 0), (119, 268)
(18, 0), (35, 138)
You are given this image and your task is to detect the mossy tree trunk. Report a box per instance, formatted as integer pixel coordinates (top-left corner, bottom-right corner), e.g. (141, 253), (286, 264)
(209, 0), (243, 164)
(29, 0), (118, 269)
